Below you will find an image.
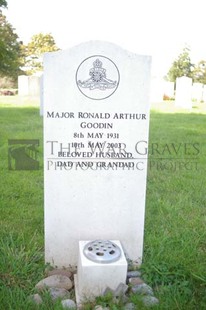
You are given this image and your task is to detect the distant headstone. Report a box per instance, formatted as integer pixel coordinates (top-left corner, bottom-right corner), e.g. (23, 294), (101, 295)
(43, 41), (151, 267)
(18, 75), (29, 96)
(18, 75), (41, 97)
(192, 82), (203, 102)
(40, 75), (44, 116)
(175, 76), (192, 109)
(203, 85), (206, 103)
(28, 76), (41, 97)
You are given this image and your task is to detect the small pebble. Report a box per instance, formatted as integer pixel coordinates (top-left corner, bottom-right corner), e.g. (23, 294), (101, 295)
(35, 274), (73, 290)
(94, 306), (109, 310)
(114, 282), (128, 296)
(124, 302), (136, 310)
(61, 299), (77, 309)
(28, 293), (43, 305)
(103, 287), (114, 296)
(131, 283), (154, 295)
(127, 271), (141, 278)
(48, 268), (72, 279)
(129, 277), (144, 286)
(142, 295), (159, 307)
(48, 287), (70, 300)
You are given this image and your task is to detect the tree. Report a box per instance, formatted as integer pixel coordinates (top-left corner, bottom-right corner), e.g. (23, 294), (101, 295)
(0, 0), (7, 8)
(22, 33), (60, 74)
(166, 46), (194, 82)
(0, 11), (22, 78)
(193, 60), (206, 84)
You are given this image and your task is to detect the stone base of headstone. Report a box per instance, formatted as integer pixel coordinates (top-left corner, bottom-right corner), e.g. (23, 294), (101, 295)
(75, 240), (127, 303)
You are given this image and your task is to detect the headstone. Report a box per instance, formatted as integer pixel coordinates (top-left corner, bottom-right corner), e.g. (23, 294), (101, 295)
(192, 82), (203, 102)
(18, 75), (41, 97)
(175, 76), (192, 109)
(43, 41), (151, 267)
(203, 85), (206, 103)
(18, 75), (29, 96)
(40, 75), (44, 116)
(28, 75), (41, 97)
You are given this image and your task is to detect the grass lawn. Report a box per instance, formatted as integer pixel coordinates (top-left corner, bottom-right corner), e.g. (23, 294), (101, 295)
(0, 97), (206, 309)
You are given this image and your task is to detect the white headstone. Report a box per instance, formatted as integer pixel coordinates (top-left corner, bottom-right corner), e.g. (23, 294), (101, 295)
(18, 75), (41, 97)
(203, 85), (206, 103)
(192, 82), (203, 102)
(43, 41), (151, 267)
(40, 75), (44, 116)
(175, 76), (192, 109)
(28, 76), (40, 97)
(18, 75), (29, 96)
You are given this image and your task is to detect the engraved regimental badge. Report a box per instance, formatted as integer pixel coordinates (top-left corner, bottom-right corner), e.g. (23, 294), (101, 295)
(76, 55), (120, 100)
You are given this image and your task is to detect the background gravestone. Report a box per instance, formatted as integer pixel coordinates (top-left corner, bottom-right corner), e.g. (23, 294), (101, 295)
(175, 76), (192, 109)
(203, 85), (206, 103)
(28, 75), (41, 97)
(18, 75), (29, 96)
(18, 75), (41, 97)
(40, 75), (44, 116)
(192, 82), (203, 102)
(43, 41), (151, 267)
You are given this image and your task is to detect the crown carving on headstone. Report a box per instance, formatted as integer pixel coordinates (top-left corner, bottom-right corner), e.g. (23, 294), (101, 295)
(93, 59), (102, 68)
(77, 58), (117, 91)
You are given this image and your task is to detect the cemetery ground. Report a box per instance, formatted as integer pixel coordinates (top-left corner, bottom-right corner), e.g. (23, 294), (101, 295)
(0, 97), (206, 309)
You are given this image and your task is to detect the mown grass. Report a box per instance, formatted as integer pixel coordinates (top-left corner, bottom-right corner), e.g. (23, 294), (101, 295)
(142, 106), (206, 309)
(0, 97), (206, 309)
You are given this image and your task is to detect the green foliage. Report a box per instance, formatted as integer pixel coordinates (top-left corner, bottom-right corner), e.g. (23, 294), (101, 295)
(166, 46), (194, 82)
(22, 33), (60, 75)
(0, 0), (7, 7)
(0, 76), (17, 88)
(143, 106), (206, 309)
(0, 11), (22, 78)
(0, 233), (44, 290)
(192, 60), (206, 84)
(166, 46), (206, 85)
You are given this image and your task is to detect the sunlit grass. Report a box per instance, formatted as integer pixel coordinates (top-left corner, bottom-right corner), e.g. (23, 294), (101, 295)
(0, 97), (206, 309)
(151, 99), (206, 114)
(0, 95), (40, 107)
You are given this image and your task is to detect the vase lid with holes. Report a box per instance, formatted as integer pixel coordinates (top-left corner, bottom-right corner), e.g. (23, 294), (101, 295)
(83, 240), (121, 264)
